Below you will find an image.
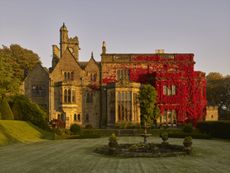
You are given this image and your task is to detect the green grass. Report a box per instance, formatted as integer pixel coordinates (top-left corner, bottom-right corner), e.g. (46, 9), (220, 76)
(0, 120), (53, 146)
(0, 137), (229, 173)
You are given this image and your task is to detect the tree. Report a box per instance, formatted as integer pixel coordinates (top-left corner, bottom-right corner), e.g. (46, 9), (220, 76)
(139, 84), (159, 143)
(0, 49), (19, 99)
(0, 44), (41, 98)
(206, 72), (230, 120)
(206, 72), (223, 81)
(9, 44), (40, 81)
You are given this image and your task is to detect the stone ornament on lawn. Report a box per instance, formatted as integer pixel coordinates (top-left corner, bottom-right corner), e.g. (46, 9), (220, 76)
(160, 132), (169, 145)
(183, 136), (192, 154)
(95, 133), (193, 157)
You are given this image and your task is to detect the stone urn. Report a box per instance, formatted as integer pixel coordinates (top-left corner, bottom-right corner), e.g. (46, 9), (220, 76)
(183, 136), (192, 154)
(160, 132), (169, 145)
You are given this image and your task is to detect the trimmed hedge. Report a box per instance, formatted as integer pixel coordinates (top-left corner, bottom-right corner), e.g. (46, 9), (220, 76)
(67, 134), (101, 139)
(182, 123), (193, 133)
(0, 98), (14, 120)
(168, 132), (211, 139)
(197, 121), (230, 139)
(70, 124), (81, 134)
(10, 95), (48, 129)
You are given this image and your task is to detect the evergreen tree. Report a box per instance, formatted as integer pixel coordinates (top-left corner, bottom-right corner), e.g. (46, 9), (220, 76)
(139, 84), (159, 125)
(139, 84), (159, 143)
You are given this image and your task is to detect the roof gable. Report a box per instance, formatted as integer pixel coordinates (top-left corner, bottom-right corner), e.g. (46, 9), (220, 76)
(50, 48), (83, 77)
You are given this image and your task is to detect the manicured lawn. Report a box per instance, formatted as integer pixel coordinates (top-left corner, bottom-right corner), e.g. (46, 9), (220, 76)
(0, 137), (229, 173)
(0, 120), (53, 146)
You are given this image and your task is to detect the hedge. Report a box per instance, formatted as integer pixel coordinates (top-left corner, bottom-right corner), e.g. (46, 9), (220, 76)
(0, 98), (14, 120)
(197, 121), (230, 139)
(10, 95), (48, 129)
(168, 132), (211, 139)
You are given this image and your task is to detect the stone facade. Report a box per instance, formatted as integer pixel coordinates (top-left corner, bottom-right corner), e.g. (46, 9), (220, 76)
(24, 63), (49, 111)
(206, 106), (218, 121)
(25, 24), (207, 128)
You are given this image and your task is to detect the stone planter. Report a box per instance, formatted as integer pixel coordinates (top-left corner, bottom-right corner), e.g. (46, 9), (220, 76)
(183, 141), (192, 148)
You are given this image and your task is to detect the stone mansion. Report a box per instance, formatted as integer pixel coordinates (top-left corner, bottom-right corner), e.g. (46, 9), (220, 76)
(24, 24), (207, 128)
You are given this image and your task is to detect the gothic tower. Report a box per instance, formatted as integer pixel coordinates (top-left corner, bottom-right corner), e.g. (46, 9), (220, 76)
(59, 23), (80, 61)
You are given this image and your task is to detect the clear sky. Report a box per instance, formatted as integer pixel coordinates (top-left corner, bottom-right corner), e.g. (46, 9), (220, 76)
(0, 0), (229, 75)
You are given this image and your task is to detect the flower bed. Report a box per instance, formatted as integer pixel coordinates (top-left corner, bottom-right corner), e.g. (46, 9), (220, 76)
(95, 143), (188, 158)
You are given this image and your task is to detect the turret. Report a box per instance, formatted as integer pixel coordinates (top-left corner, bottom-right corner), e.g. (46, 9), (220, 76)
(102, 41), (106, 54)
(60, 23), (69, 57)
(68, 36), (80, 61)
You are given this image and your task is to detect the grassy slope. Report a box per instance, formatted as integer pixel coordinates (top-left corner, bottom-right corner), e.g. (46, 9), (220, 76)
(0, 137), (229, 173)
(0, 120), (53, 146)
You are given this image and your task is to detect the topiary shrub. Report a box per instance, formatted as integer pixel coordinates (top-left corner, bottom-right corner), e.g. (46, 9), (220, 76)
(108, 133), (118, 148)
(183, 123), (193, 133)
(0, 98), (14, 120)
(70, 124), (81, 134)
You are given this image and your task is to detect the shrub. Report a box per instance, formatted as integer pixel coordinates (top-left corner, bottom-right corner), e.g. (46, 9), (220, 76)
(184, 136), (192, 143)
(0, 98), (14, 120)
(108, 133), (118, 148)
(70, 124), (81, 134)
(115, 122), (141, 129)
(183, 123), (193, 133)
(197, 121), (230, 139)
(54, 128), (66, 136)
(85, 124), (93, 129)
(10, 95), (48, 129)
(160, 132), (168, 141)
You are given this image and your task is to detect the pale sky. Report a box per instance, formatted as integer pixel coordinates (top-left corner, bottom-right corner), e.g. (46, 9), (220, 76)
(0, 0), (229, 75)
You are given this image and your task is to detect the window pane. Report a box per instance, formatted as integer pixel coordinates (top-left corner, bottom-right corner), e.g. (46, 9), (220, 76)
(172, 85), (176, 95)
(167, 86), (172, 96)
(163, 86), (167, 95)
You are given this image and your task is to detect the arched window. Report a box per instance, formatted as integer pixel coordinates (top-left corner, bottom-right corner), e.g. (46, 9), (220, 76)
(71, 72), (74, 80)
(68, 89), (71, 103)
(64, 89), (67, 103)
(74, 114), (77, 121)
(67, 72), (70, 80)
(77, 114), (81, 121)
(72, 90), (76, 103)
(64, 72), (67, 80)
